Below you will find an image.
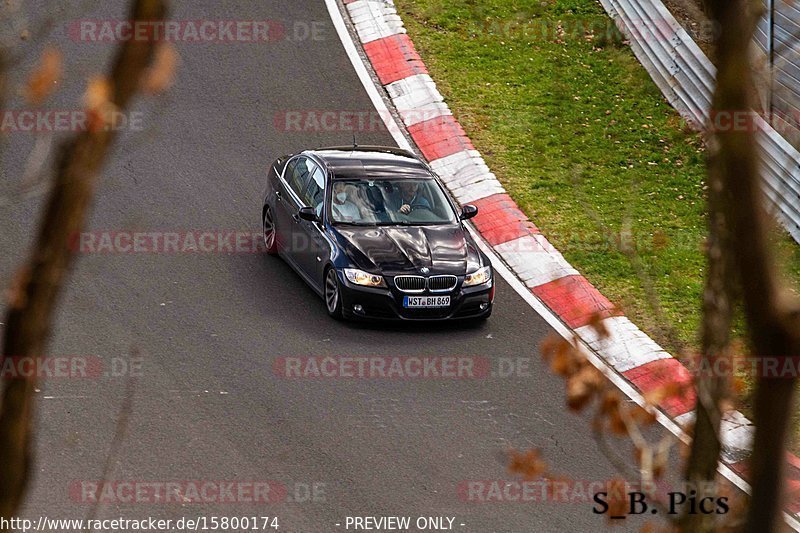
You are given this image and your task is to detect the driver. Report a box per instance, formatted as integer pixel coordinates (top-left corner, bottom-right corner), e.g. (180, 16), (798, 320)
(332, 183), (362, 221)
(393, 180), (431, 215)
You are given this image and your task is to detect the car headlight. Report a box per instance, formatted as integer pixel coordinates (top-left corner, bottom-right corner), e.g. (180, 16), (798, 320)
(464, 265), (492, 287)
(344, 268), (386, 287)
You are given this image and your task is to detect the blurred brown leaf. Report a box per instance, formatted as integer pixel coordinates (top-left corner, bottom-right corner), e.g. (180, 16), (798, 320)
(597, 392), (629, 435)
(643, 381), (687, 407)
(26, 47), (62, 106)
(630, 404), (657, 426)
(606, 478), (629, 518)
(539, 334), (561, 360)
(544, 337), (581, 378)
(566, 364), (603, 412)
(83, 77), (116, 132)
(599, 391), (620, 415)
(84, 76), (112, 111)
(587, 311), (609, 339)
(609, 408), (628, 435)
(141, 43), (179, 94)
(507, 449), (547, 481)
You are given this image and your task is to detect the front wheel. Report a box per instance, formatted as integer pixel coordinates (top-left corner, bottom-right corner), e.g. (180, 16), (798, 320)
(324, 268), (343, 319)
(262, 206), (278, 255)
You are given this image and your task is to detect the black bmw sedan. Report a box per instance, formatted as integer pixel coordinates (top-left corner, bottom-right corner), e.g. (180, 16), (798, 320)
(261, 146), (494, 321)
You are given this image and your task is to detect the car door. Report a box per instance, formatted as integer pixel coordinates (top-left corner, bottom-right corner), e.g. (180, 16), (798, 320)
(295, 162), (329, 287)
(275, 155), (311, 266)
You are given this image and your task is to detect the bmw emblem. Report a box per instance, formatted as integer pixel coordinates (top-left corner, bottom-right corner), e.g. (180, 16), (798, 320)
(420, 267), (430, 274)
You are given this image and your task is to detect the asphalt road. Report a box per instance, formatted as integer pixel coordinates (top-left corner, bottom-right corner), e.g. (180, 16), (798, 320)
(0, 1), (678, 531)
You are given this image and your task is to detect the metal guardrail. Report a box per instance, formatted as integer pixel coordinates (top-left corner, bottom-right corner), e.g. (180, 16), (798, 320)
(598, 0), (800, 244)
(754, 0), (800, 149)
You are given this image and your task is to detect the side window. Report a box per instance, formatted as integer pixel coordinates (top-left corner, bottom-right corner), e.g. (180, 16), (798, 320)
(286, 157), (312, 198)
(282, 159), (297, 185)
(302, 165), (326, 215)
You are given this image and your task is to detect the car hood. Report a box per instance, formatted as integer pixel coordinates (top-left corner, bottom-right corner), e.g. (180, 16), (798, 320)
(334, 225), (482, 275)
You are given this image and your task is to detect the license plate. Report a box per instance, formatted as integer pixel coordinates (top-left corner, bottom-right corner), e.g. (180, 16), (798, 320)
(403, 295), (451, 308)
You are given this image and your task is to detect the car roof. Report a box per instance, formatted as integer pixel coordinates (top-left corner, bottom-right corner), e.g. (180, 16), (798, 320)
(309, 146), (433, 180)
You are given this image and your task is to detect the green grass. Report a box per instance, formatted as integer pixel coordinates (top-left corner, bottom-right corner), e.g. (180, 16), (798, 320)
(395, 0), (800, 425)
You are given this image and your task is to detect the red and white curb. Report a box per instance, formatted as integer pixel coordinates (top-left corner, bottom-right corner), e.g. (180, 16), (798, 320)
(332, 0), (800, 522)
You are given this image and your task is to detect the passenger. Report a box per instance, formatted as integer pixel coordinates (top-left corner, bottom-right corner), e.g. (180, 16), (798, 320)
(332, 183), (362, 221)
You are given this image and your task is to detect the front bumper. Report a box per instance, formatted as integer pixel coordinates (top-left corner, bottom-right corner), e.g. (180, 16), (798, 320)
(336, 271), (494, 321)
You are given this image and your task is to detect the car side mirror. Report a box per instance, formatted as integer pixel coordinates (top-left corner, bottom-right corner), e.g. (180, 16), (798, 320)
(298, 206), (320, 222)
(460, 204), (478, 220)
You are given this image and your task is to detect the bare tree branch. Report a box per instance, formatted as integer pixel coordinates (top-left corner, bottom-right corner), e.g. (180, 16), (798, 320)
(682, 71), (738, 532)
(703, 0), (800, 530)
(0, 0), (167, 525)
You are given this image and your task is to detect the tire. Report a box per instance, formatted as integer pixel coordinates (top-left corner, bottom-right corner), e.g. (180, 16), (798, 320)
(262, 206), (278, 255)
(324, 267), (344, 320)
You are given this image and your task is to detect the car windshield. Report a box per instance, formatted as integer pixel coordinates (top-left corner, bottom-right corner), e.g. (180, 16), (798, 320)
(330, 178), (458, 226)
